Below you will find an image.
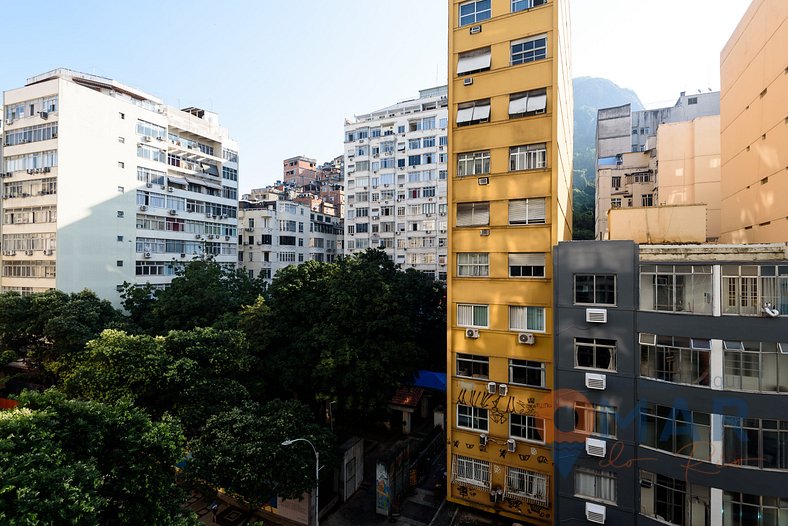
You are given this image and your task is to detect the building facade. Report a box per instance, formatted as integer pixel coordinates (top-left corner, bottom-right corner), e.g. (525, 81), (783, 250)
(343, 86), (449, 279)
(1, 69), (239, 303)
(238, 188), (342, 281)
(283, 155), (318, 186)
(595, 93), (720, 240)
(719, 0), (788, 243)
(446, 0), (573, 523)
(554, 240), (788, 525)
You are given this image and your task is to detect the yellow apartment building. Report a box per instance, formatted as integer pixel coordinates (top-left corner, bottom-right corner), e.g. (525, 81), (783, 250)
(719, 0), (788, 242)
(446, 0), (572, 523)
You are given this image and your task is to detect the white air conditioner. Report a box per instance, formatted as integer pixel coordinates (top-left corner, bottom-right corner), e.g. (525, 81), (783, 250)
(156, 136), (165, 141)
(195, 234), (202, 239)
(479, 434), (488, 446)
(139, 205), (148, 211)
(585, 437), (607, 458)
(160, 185), (167, 190)
(463, 77), (474, 86)
(478, 177), (489, 185)
(518, 333), (535, 345)
(465, 328), (480, 339)
(479, 229), (490, 236)
(143, 252), (152, 259)
(25, 250), (33, 256)
(168, 209), (177, 215)
(498, 384), (508, 396)
(5, 119), (13, 126)
(586, 502), (606, 524)
(167, 187), (174, 193)
(585, 372), (607, 390)
(180, 253), (186, 258)
(143, 136), (152, 142)
(586, 308), (608, 323)
(506, 439), (516, 453)
(43, 249), (53, 256)
(146, 183), (153, 188)
(486, 381), (497, 394)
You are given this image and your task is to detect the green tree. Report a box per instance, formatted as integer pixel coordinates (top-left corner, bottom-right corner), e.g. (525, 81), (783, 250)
(253, 249), (445, 423)
(0, 290), (123, 384)
(187, 399), (334, 513)
(0, 390), (197, 525)
(62, 328), (255, 436)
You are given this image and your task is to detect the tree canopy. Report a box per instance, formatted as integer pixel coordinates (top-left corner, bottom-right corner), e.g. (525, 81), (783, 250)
(0, 390), (197, 525)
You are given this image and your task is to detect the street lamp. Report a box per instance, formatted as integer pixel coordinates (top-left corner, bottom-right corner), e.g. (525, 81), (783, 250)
(282, 438), (320, 526)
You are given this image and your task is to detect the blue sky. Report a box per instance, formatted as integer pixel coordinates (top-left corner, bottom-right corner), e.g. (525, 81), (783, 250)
(2, 0), (749, 192)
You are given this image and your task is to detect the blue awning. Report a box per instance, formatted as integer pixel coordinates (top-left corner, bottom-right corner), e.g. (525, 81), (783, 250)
(413, 370), (446, 392)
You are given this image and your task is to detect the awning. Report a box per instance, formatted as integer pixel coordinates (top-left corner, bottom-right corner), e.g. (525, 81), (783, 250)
(457, 47), (491, 75)
(184, 176), (223, 190)
(167, 175), (187, 186)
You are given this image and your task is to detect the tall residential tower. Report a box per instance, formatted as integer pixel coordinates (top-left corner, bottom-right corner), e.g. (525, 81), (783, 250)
(446, 0), (572, 523)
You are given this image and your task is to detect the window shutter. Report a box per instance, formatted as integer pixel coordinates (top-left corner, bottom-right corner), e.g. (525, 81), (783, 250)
(528, 198), (546, 223)
(457, 305), (473, 326)
(509, 253), (545, 267)
(457, 203), (489, 226)
(509, 95), (528, 116)
(457, 47), (492, 75)
(456, 106), (474, 124)
(527, 92), (547, 113)
(509, 200), (527, 224)
(472, 103), (490, 121)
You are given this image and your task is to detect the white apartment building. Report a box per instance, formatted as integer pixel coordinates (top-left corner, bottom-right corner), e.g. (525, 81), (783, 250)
(1, 69), (239, 303)
(238, 193), (342, 281)
(343, 86), (448, 279)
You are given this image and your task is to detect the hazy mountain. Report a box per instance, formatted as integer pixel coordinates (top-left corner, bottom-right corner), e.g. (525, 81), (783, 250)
(572, 77), (644, 239)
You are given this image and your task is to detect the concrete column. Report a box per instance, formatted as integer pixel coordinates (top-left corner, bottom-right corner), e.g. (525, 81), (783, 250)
(710, 339), (724, 391)
(712, 265), (721, 317)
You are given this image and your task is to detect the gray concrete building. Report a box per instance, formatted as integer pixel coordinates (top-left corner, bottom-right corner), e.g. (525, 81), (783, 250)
(553, 240), (788, 525)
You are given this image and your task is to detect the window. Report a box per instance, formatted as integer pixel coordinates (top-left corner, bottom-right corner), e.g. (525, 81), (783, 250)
(456, 353), (489, 379)
(640, 403), (710, 461)
(575, 338), (616, 371)
(457, 151), (490, 176)
(723, 417), (788, 470)
(509, 359), (546, 387)
(508, 89), (547, 118)
(511, 34), (547, 65)
(457, 47), (492, 76)
(688, 97), (698, 105)
(408, 155), (421, 167)
(118, 161), (125, 169)
(574, 468), (616, 504)
(722, 265), (788, 316)
(509, 306), (545, 332)
(456, 99), (491, 126)
(116, 211), (124, 218)
(457, 304), (488, 328)
(723, 491), (788, 525)
(456, 202), (489, 227)
(642, 193), (654, 206)
(509, 253), (545, 278)
(116, 260), (123, 267)
(459, 0), (491, 27)
(457, 253), (489, 277)
(261, 234), (272, 245)
(575, 402), (616, 438)
(510, 143), (546, 171)
(611, 176), (621, 188)
(611, 197), (622, 209)
(640, 334), (711, 387)
(510, 414), (545, 443)
(508, 198), (546, 224)
(640, 471), (710, 526)
(574, 274), (616, 305)
(505, 468), (548, 505)
(457, 404), (488, 431)
(512, 0), (546, 12)
(723, 340), (788, 393)
(453, 455), (490, 490)
(640, 265), (712, 314)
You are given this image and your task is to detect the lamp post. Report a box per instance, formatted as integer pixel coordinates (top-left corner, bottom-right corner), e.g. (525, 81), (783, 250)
(282, 438), (320, 526)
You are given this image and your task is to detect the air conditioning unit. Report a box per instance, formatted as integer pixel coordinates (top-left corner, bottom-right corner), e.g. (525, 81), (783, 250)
(465, 328), (480, 339)
(43, 167), (50, 173)
(139, 205), (148, 211)
(143, 136), (152, 142)
(463, 77), (474, 86)
(25, 250), (33, 256)
(5, 119), (13, 126)
(3, 250), (15, 256)
(180, 253), (186, 258)
(207, 234), (215, 240)
(479, 434), (488, 446)
(160, 185), (167, 190)
(585, 437), (607, 458)
(585, 502), (606, 524)
(518, 333), (535, 345)
(168, 209), (177, 215)
(586, 308), (608, 323)
(27, 169), (34, 174)
(245, 227), (254, 232)
(486, 381), (497, 394)
(221, 214), (228, 219)
(143, 252), (152, 259)
(225, 236), (231, 241)
(43, 249), (53, 256)
(146, 182), (153, 188)
(167, 187), (174, 192)
(479, 229), (490, 236)
(478, 177), (489, 185)
(195, 234), (202, 240)
(585, 373), (607, 390)
(506, 439), (516, 453)
(40, 111), (49, 120)
(469, 24), (482, 34)
(498, 384), (508, 396)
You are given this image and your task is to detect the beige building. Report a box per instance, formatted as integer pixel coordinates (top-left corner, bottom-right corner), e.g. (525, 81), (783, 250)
(719, 0), (788, 243)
